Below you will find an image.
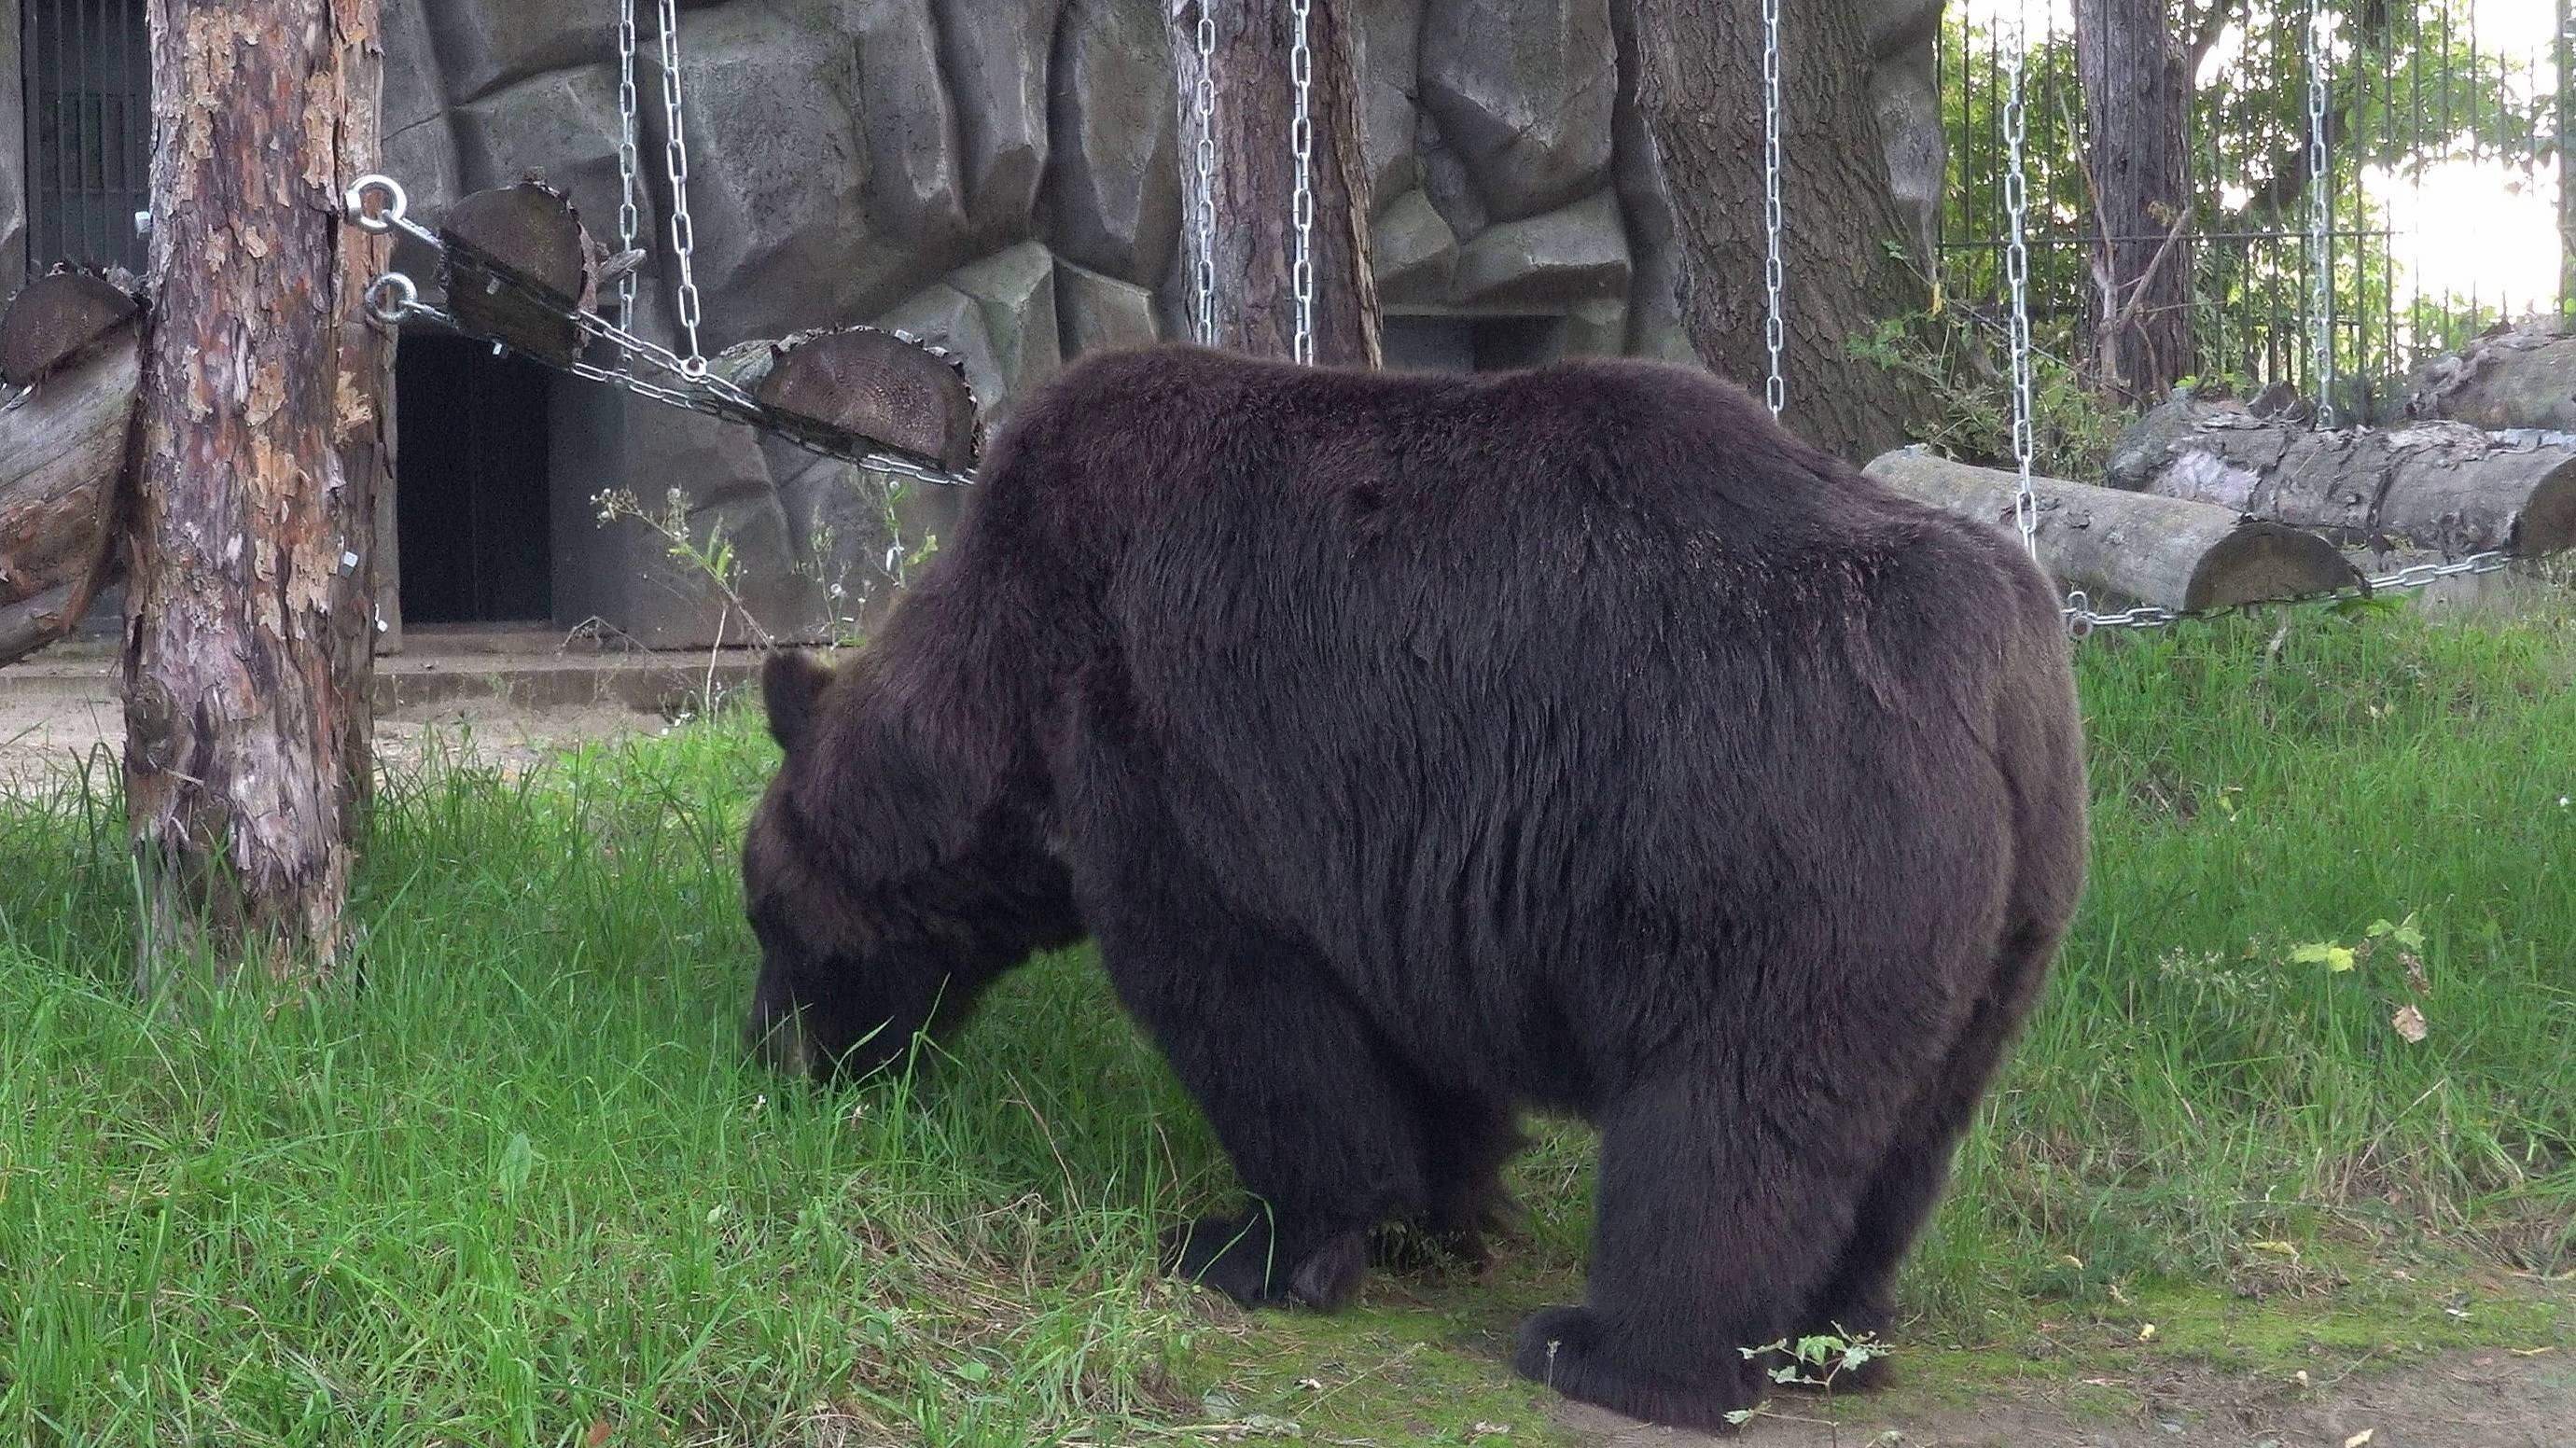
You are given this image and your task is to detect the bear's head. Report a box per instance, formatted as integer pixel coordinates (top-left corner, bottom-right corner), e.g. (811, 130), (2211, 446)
(742, 650), (1082, 1083)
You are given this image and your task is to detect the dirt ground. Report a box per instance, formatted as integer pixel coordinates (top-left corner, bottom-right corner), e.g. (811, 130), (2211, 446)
(0, 675), (673, 791)
(1551, 1349), (2576, 1448)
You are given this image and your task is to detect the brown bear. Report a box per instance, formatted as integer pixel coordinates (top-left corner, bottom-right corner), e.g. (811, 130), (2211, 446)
(741, 343), (2087, 1430)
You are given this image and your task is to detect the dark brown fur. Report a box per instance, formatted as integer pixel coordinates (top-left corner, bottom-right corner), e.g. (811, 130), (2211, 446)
(742, 344), (2087, 1430)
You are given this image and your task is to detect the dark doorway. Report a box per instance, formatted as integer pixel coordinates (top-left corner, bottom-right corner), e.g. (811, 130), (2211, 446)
(21, 0), (153, 274)
(1380, 314), (1569, 373)
(396, 336), (553, 624)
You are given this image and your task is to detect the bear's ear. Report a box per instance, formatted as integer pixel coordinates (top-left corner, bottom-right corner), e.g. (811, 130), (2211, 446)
(762, 650), (832, 755)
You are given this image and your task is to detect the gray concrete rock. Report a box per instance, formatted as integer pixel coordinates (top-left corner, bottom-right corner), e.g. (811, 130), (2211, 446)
(935, 0), (1065, 239)
(1449, 190), (1629, 306)
(1417, 118), (1489, 244)
(951, 242), (1064, 410)
(1565, 296), (1628, 356)
(853, 0), (971, 252)
(450, 63), (636, 247)
(1419, 0), (1615, 222)
(1356, 0), (1426, 209)
(423, 5), (612, 104)
(773, 453), (908, 642)
(1055, 260), (1161, 357)
(1043, 0), (1181, 285)
(1371, 189), (1457, 305)
(663, 5), (933, 350)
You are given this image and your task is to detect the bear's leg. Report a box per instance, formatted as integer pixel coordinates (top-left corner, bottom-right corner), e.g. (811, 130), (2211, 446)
(1510, 1068), (1882, 1430)
(1373, 1084), (1525, 1274)
(1095, 904), (1433, 1313)
(1792, 919), (2063, 1388)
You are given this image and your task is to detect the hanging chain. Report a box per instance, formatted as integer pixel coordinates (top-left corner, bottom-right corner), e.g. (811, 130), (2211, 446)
(1288, 0), (1317, 365)
(1760, 0), (1787, 417)
(343, 175), (970, 489)
(1191, 2), (1219, 346)
(2305, 0), (2336, 426)
(653, 0), (710, 377)
(2001, 9), (2040, 564)
(613, 0), (643, 342)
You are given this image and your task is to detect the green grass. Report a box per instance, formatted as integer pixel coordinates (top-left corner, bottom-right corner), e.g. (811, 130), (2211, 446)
(3, 604), (2573, 1444)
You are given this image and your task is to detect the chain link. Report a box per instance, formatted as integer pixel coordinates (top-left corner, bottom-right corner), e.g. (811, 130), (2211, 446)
(2305, 0), (2336, 427)
(342, 178), (971, 488)
(653, 0), (710, 377)
(614, 0), (643, 342)
(1288, 0), (1316, 365)
(2066, 550), (2515, 634)
(2000, 10), (2040, 564)
(1191, 3), (1218, 346)
(1759, 0), (1786, 418)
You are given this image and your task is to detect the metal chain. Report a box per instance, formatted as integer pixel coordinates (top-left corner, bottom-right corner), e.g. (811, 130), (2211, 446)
(653, 0), (710, 377)
(1191, 2), (1218, 347)
(1760, 0), (1787, 418)
(1288, 0), (1316, 365)
(2305, 0), (2336, 426)
(2065, 550), (2514, 636)
(2000, 10), (2040, 564)
(614, 0), (643, 341)
(343, 175), (970, 489)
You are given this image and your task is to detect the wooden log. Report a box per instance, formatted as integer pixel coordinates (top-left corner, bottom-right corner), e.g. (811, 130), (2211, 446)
(439, 180), (599, 363)
(1864, 445), (2360, 612)
(0, 327), (143, 666)
(2402, 323), (2576, 432)
(2107, 397), (2576, 559)
(1, 267), (143, 388)
(721, 327), (982, 472)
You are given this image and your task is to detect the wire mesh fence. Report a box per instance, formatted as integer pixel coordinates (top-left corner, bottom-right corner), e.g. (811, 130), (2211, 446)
(1939, 0), (2568, 420)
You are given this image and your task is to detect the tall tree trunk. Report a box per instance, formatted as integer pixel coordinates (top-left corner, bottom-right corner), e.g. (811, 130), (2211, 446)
(1629, 0), (1933, 461)
(126, 0), (388, 992)
(2076, 0), (2195, 403)
(1171, 0), (1379, 367)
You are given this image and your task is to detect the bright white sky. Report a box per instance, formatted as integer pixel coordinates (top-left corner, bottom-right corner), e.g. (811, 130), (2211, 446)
(1955, 0), (2563, 319)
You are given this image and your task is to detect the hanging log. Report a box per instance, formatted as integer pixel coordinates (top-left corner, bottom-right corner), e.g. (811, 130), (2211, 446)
(0, 326), (143, 666)
(439, 180), (599, 363)
(712, 327), (982, 472)
(0, 267), (142, 388)
(2402, 323), (2576, 432)
(1865, 445), (2360, 612)
(2107, 398), (2576, 559)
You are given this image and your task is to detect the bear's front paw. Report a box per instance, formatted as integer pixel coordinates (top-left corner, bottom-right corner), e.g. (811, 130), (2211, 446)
(1511, 1306), (1759, 1432)
(1162, 1215), (1367, 1312)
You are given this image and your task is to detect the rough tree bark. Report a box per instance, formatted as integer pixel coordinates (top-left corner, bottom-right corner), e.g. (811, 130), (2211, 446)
(1170, 0), (1379, 366)
(1629, 0), (1934, 460)
(126, 0), (390, 991)
(2075, 0), (2195, 403)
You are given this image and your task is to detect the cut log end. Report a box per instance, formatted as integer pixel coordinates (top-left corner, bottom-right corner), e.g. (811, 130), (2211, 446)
(754, 327), (982, 472)
(2189, 522), (2371, 611)
(1, 269), (144, 388)
(2513, 457), (2576, 558)
(439, 181), (598, 363)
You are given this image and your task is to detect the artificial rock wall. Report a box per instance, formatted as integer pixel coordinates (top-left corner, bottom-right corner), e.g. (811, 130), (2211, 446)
(372, 0), (1692, 644)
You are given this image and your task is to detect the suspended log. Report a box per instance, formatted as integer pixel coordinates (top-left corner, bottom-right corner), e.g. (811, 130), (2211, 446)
(2107, 398), (2576, 559)
(2402, 323), (2576, 432)
(1865, 445), (2360, 612)
(439, 180), (599, 363)
(0, 325), (143, 666)
(1, 267), (142, 387)
(712, 327), (982, 472)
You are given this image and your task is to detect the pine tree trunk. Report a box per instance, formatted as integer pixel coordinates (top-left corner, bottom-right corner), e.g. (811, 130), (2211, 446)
(1170, 0), (1380, 366)
(125, 0), (389, 992)
(2075, 0), (2195, 403)
(1628, 0), (1932, 460)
